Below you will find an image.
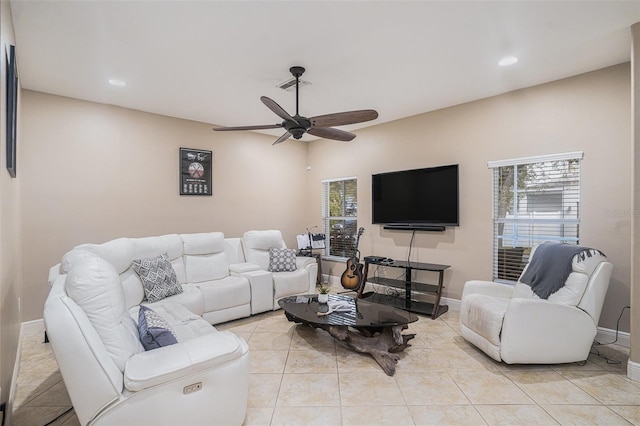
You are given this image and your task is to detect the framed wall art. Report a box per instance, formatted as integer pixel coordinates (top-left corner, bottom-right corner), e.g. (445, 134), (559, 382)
(6, 44), (17, 178)
(179, 148), (212, 196)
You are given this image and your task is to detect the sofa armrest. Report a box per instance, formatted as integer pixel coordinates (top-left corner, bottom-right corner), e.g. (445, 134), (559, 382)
(296, 256), (316, 269)
(124, 331), (247, 392)
(232, 269), (274, 314)
(462, 280), (514, 299)
(500, 298), (596, 363)
(229, 262), (261, 274)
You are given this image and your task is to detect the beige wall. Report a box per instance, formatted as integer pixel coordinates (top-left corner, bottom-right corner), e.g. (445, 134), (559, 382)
(308, 64), (632, 332)
(19, 91), (309, 321)
(0, 0), (22, 404)
(630, 22), (639, 377)
(16, 64), (633, 336)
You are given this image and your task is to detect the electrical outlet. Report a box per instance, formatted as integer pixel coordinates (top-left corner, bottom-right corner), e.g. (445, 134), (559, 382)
(183, 382), (202, 394)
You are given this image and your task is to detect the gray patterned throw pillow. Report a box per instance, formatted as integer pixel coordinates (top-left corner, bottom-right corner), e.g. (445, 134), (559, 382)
(268, 247), (297, 272)
(132, 253), (183, 303)
(137, 305), (178, 351)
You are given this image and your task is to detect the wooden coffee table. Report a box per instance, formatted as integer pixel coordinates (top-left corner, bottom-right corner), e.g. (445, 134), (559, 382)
(278, 294), (418, 376)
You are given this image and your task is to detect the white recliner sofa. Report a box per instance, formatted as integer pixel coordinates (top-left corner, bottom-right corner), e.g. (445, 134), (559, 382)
(44, 231), (317, 425)
(460, 244), (612, 364)
(242, 230), (318, 310)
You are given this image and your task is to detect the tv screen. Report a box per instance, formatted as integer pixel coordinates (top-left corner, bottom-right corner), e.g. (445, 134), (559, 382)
(372, 164), (459, 228)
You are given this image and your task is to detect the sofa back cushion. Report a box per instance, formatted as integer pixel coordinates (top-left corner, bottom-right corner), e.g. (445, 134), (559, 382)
(181, 232), (231, 283)
(242, 230), (286, 270)
(514, 245), (607, 306)
(224, 238), (246, 264)
(72, 238), (134, 274)
(63, 251), (143, 371)
(72, 234), (186, 309)
(130, 235), (186, 283)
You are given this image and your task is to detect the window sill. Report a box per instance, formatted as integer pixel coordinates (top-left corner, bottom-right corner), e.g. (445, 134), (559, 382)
(322, 255), (349, 262)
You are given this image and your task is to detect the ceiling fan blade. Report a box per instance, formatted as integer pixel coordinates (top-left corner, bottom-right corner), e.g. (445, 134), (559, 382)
(308, 127), (356, 142)
(309, 109), (378, 128)
(261, 96), (297, 123)
(213, 124), (283, 131)
(272, 132), (292, 145)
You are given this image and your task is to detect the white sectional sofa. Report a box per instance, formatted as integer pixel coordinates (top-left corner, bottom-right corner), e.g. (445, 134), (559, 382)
(44, 230), (317, 426)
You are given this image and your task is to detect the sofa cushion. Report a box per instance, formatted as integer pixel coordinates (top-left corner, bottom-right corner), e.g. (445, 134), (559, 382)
(72, 238), (134, 274)
(184, 252), (230, 283)
(460, 293), (509, 346)
(268, 247), (297, 272)
(142, 302), (216, 341)
(244, 230), (285, 251)
(197, 276), (251, 312)
(132, 253), (183, 303)
(64, 252), (143, 371)
(181, 232), (226, 255)
(137, 306), (178, 351)
(181, 233), (233, 283)
(142, 284), (204, 317)
(272, 269), (310, 299)
(130, 234), (187, 284)
(243, 230), (285, 270)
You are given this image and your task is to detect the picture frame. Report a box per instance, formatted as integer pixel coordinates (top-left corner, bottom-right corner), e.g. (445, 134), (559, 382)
(179, 148), (212, 196)
(6, 44), (17, 178)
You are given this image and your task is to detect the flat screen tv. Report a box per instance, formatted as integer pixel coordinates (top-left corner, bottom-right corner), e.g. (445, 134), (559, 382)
(372, 164), (459, 230)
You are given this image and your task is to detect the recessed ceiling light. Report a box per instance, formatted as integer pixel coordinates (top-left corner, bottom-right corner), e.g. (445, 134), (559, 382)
(108, 79), (126, 87)
(499, 56), (518, 67)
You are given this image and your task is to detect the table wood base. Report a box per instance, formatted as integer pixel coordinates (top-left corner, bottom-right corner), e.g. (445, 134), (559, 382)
(286, 312), (415, 376)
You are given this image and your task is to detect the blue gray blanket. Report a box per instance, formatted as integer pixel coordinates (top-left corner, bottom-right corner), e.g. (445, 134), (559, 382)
(519, 242), (605, 299)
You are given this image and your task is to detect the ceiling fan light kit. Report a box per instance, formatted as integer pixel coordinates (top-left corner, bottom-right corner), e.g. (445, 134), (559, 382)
(213, 66), (378, 145)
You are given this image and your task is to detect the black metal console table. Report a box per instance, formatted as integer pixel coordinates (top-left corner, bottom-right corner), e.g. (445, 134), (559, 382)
(356, 258), (450, 319)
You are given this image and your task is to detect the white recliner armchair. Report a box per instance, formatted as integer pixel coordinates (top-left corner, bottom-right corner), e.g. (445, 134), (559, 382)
(460, 243), (613, 364)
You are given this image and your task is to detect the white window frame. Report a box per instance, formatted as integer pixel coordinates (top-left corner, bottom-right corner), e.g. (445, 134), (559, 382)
(321, 176), (358, 261)
(488, 151), (583, 284)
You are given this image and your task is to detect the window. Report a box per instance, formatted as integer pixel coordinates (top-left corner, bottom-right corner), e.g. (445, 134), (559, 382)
(488, 152), (582, 283)
(322, 177), (358, 259)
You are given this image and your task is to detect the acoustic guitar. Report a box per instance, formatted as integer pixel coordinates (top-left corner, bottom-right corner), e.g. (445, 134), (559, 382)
(340, 227), (365, 290)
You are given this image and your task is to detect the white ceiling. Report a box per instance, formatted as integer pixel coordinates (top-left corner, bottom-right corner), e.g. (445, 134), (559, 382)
(9, 1), (640, 141)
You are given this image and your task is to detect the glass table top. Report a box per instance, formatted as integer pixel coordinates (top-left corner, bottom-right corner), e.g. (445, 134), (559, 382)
(278, 293), (418, 328)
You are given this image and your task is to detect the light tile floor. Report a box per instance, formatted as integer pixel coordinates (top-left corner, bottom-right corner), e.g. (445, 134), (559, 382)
(11, 308), (640, 425)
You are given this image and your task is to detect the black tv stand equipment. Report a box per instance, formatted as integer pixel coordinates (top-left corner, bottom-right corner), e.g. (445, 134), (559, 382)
(357, 258), (450, 319)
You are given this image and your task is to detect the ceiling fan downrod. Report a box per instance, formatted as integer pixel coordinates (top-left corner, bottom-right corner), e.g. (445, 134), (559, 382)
(290, 66), (305, 117)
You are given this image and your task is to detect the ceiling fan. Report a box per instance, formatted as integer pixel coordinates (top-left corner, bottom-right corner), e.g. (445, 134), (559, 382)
(213, 66), (378, 145)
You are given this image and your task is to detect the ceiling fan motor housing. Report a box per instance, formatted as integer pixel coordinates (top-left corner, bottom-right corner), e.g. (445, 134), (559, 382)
(284, 116), (310, 139)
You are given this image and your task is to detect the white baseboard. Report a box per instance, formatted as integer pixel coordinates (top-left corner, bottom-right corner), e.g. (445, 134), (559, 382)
(6, 321), (32, 426)
(595, 326), (630, 348)
(441, 296), (460, 311)
(628, 359), (640, 382)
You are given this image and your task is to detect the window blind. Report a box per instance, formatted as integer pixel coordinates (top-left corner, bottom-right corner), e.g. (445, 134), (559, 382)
(322, 177), (358, 259)
(489, 152), (582, 283)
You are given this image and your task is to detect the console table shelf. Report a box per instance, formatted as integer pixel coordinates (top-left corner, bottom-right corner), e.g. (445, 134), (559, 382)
(357, 259), (450, 319)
